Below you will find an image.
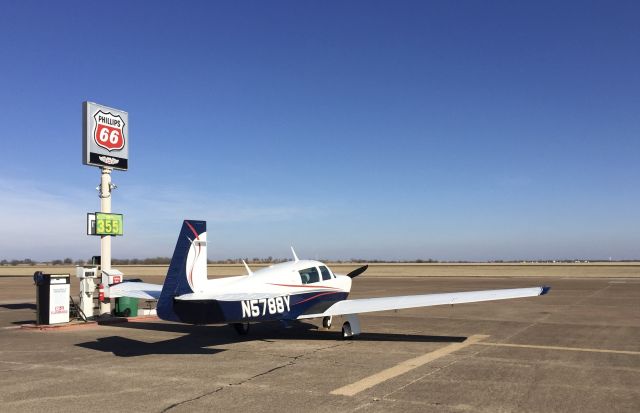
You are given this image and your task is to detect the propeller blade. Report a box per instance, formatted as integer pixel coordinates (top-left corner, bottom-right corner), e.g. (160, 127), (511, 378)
(346, 265), (368, 279)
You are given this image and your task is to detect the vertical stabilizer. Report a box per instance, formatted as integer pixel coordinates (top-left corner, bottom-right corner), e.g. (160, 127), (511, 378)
(157, 220), (207, 321)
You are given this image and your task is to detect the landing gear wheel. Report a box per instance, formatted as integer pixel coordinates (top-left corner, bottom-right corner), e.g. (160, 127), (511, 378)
(322, 316), (333, 329)
(342, 321), (353, 339)
(232, 322), (250, 336)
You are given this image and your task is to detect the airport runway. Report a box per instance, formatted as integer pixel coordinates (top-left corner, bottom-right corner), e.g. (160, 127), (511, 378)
(1, 275), (638, 412)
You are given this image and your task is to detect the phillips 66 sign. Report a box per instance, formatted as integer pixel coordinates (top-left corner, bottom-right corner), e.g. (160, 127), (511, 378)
(83, 101), (129, 170)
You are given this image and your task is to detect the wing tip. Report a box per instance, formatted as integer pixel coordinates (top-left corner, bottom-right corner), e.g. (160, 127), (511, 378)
(540, 286), (551, 296)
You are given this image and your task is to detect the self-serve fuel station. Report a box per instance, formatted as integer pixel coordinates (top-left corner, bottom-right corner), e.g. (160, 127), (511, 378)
(77, 101), (130, 319)
(30, 101), (134, 326)
(30, 102), (130, 326)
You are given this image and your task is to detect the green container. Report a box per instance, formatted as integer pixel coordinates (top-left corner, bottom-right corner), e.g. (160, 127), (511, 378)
(115, 296), (138, 317)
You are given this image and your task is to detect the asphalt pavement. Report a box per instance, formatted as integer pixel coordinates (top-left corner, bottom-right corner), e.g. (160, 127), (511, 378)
(0, 276), (638, 412)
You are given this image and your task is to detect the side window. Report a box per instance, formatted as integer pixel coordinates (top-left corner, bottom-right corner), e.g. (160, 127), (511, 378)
(299, 267), (320, 284)
(320, 266), (332, 281)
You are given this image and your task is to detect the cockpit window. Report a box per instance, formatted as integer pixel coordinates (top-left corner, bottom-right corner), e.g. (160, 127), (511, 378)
(299, 267), (320, 284)
(319, 266), (332, 281)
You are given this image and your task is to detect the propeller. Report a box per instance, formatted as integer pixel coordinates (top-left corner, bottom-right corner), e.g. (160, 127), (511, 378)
(346, 264), (368, 279)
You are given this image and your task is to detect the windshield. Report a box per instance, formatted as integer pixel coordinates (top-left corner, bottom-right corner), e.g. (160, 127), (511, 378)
(319, 265), (332, 280)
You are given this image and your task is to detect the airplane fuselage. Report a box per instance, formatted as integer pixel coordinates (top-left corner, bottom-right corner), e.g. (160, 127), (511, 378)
(172, 260), (352, 325)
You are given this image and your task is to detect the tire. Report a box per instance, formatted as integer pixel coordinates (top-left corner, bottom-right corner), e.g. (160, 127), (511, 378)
(322, 316), (332, 329)
(342, 321), (353, 339)
(232, 322), (250, 335)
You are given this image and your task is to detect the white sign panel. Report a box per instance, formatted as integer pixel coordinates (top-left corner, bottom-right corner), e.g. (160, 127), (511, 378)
(87, 213), (96, 235)
(83, 101), (129, 170)
(49, 283), (70, 324)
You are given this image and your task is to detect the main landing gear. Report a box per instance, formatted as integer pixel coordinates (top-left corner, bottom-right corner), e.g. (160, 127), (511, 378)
(341, 314), (361, 340)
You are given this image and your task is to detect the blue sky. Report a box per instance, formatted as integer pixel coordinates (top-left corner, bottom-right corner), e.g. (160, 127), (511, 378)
(0, 1), (638, 261)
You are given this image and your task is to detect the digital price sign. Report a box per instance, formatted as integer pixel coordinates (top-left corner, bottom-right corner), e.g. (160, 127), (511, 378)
(87, 213), (123, 236)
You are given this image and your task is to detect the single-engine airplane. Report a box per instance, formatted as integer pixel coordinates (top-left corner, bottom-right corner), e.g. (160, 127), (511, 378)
(111, 220), (550, 338)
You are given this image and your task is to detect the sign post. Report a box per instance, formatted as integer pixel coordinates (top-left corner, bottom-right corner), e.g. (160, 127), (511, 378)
(83, 102), (129, 316)
(99, 168), (113, 315)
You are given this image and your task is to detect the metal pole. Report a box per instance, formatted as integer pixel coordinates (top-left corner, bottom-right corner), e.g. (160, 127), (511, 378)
(99, 167), (112, 315)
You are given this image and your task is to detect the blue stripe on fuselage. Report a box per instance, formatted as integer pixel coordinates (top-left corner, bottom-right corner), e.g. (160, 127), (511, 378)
(172, 290), (348, 324)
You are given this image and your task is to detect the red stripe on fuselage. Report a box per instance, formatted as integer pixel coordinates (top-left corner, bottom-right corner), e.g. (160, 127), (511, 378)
(293, 291), (341, 306)
(184, 221), (200, 290)
(268, 283), (340, 290)
(185, 221), (200, 240)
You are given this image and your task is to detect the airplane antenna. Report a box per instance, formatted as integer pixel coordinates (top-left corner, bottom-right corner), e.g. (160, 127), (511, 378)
(291, 247), (299, 262)
(242, 260), (253, 276)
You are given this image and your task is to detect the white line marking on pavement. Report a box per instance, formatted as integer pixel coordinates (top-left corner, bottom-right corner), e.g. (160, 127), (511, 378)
(476, 342), (640, 355)
(330, 334), (489, 396)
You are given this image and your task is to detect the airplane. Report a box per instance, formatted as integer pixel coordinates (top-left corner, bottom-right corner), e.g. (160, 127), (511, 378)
(110, 220), (550, 339)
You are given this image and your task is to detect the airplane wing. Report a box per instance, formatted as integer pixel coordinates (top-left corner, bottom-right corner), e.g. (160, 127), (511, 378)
(298, 286), (550, 319)
(109, 282), (163, 300)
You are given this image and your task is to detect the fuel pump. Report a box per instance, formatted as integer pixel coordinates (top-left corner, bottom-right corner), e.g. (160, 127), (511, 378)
(75, 266), (98, 319)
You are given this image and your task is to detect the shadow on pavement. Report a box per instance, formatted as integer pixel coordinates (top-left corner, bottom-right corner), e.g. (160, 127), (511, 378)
(76, 320), (467, 357)
(0, 303), (36, 310)
(12, 320), (37, 325)
(0, 303), (37, 325)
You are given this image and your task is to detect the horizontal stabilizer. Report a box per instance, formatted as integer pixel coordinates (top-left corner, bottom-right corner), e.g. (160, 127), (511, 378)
(109, 282), (163, 300)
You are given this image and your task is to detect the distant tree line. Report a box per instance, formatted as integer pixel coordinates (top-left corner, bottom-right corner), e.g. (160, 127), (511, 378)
(1, 258), (37, 266)
(1, 257), (638, 266)
(0, 258), (78, 266)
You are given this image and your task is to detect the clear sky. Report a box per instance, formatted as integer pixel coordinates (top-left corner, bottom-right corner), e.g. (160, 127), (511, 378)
(0, 1), (638, 261)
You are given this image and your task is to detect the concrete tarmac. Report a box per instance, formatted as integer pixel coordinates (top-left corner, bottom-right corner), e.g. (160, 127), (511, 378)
(0, 276), (638, 412)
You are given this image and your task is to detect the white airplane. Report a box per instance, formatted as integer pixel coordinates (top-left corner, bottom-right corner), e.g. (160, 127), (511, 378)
(111, 220), (550, 338)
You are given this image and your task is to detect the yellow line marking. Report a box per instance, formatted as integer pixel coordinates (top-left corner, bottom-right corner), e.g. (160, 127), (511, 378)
(330, 334), (489, 396)
(476, 342), (640, 355)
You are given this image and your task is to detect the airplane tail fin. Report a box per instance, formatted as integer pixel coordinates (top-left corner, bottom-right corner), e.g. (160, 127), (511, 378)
(157, 220), (207, 321)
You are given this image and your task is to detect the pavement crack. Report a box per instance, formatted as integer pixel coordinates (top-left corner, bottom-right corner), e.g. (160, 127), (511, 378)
(317, 341), (353, 352)
(173, 340), (354, 409)
(160, 386), (225, 412)
(230, 359), (299, 386)
(231, 340), (353, 386)
(380, 341), (492, 401)
(159, 341), (352, 410)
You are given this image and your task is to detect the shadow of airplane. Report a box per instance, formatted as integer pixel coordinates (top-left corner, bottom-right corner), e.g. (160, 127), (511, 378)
(0, 303), (36, 310)
(0, 303), (37, 325)
(76, 320), (467, 357)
